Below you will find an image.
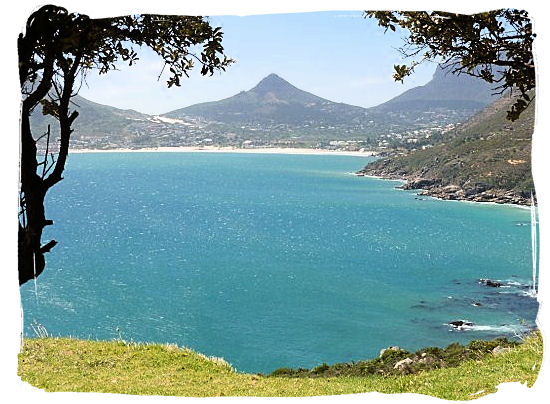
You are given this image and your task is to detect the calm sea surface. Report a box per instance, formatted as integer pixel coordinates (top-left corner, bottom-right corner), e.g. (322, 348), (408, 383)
(20, 152), (539, 373)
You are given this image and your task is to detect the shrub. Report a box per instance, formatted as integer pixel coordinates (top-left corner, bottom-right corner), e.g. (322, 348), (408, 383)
(270, 367), (295, 377)
(312, 363), (330, 374)
(467, 337), (518, 353)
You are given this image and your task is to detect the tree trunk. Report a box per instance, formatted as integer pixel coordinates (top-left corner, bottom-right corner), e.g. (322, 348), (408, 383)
(19, 104), (48, 285)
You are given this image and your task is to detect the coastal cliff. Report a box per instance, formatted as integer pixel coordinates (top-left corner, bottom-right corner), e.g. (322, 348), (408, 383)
(356, 168), (532, 206)
(357, 92), (535, 206)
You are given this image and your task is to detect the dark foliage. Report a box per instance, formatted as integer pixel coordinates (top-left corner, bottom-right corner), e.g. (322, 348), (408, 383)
(269, 336), (519, 378)
(365, 10), (535, 121)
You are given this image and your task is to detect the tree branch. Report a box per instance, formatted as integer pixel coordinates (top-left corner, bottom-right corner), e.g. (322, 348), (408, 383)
(43, 52), (83, 191)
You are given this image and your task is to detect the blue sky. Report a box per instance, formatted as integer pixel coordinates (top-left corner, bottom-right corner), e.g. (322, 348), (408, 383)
(78, 11), (438, 115)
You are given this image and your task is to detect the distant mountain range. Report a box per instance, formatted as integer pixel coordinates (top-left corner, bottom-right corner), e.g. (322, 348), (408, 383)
(164, 67), (499, 139)
(30, 66), (501, 150)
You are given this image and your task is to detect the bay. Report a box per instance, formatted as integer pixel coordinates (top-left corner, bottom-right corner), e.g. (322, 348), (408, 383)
(20, 152), (538, 373)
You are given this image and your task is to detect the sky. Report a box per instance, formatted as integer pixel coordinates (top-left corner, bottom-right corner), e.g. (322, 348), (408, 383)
(77, 11), (438, 115)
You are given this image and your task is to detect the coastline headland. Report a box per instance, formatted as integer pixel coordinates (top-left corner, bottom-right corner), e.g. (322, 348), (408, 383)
(355, 169), (533, 207)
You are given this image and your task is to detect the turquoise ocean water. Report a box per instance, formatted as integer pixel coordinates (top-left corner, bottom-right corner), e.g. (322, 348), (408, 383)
(20, 152), (538, 373)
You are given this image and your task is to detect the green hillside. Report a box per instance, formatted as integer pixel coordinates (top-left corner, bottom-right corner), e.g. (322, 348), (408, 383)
(30, 94), (156, 149)
(359, 93), (535, 205)
(30, 95), (149, 135)
(18, 332), (542, 399)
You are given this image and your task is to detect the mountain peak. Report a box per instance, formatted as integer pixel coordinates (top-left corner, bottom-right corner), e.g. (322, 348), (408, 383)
(253, 73), (293, 92)
(260, 73), (285, 83)
(165, 72), (365, 125)
(375, 63), (497, 111)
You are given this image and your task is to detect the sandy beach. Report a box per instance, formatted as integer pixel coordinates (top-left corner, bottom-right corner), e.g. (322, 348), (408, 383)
(69, 146), (378, 157)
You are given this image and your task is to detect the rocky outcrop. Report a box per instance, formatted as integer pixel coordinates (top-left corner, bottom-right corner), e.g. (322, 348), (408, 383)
(479, 279), (503, 288)
(449, 320), (475, 330)
(401, 178), (441, 190)
(356, 167), (531, 206)
(393, 357), (413, 370)
(415, 186), (530, 205)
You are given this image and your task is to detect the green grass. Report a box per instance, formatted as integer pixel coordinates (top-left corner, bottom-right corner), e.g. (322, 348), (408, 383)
(18, 332), (542, 399)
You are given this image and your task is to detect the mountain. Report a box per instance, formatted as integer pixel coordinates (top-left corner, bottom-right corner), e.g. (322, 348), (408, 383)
(362, 65), (501, 137)
(31, 95), (149, 147)
(163, 70), (500, 144)
(373, 65), (498, 112)
(29, 68), (501, 150)
(164, 73), (369, 126)
(358, 92), (535, 205)
(31, 94), (149, 133)
(167, 69), (497, 123)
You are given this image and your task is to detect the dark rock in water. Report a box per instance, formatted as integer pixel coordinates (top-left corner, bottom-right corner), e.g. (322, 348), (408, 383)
(449, 320), (474, 330)
(479, 278), (502, 288)
(472, 302), (482, 307)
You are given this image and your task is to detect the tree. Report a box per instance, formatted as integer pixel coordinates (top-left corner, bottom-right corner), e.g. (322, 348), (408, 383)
(18, 5), (232, 286)
(365, 9), (535, 121)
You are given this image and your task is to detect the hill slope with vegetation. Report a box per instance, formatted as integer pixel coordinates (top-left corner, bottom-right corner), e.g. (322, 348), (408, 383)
(358, 93), (535, 205)
(18, 332), (541, 399)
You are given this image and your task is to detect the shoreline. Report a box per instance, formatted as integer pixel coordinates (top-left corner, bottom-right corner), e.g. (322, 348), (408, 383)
(69, 146), (531, 208)
(69, 146), (378, 157)
(355, 171), (532, 208)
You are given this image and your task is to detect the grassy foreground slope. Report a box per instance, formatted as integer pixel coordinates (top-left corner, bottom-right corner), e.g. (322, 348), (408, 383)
(18, 332), (542, 399)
